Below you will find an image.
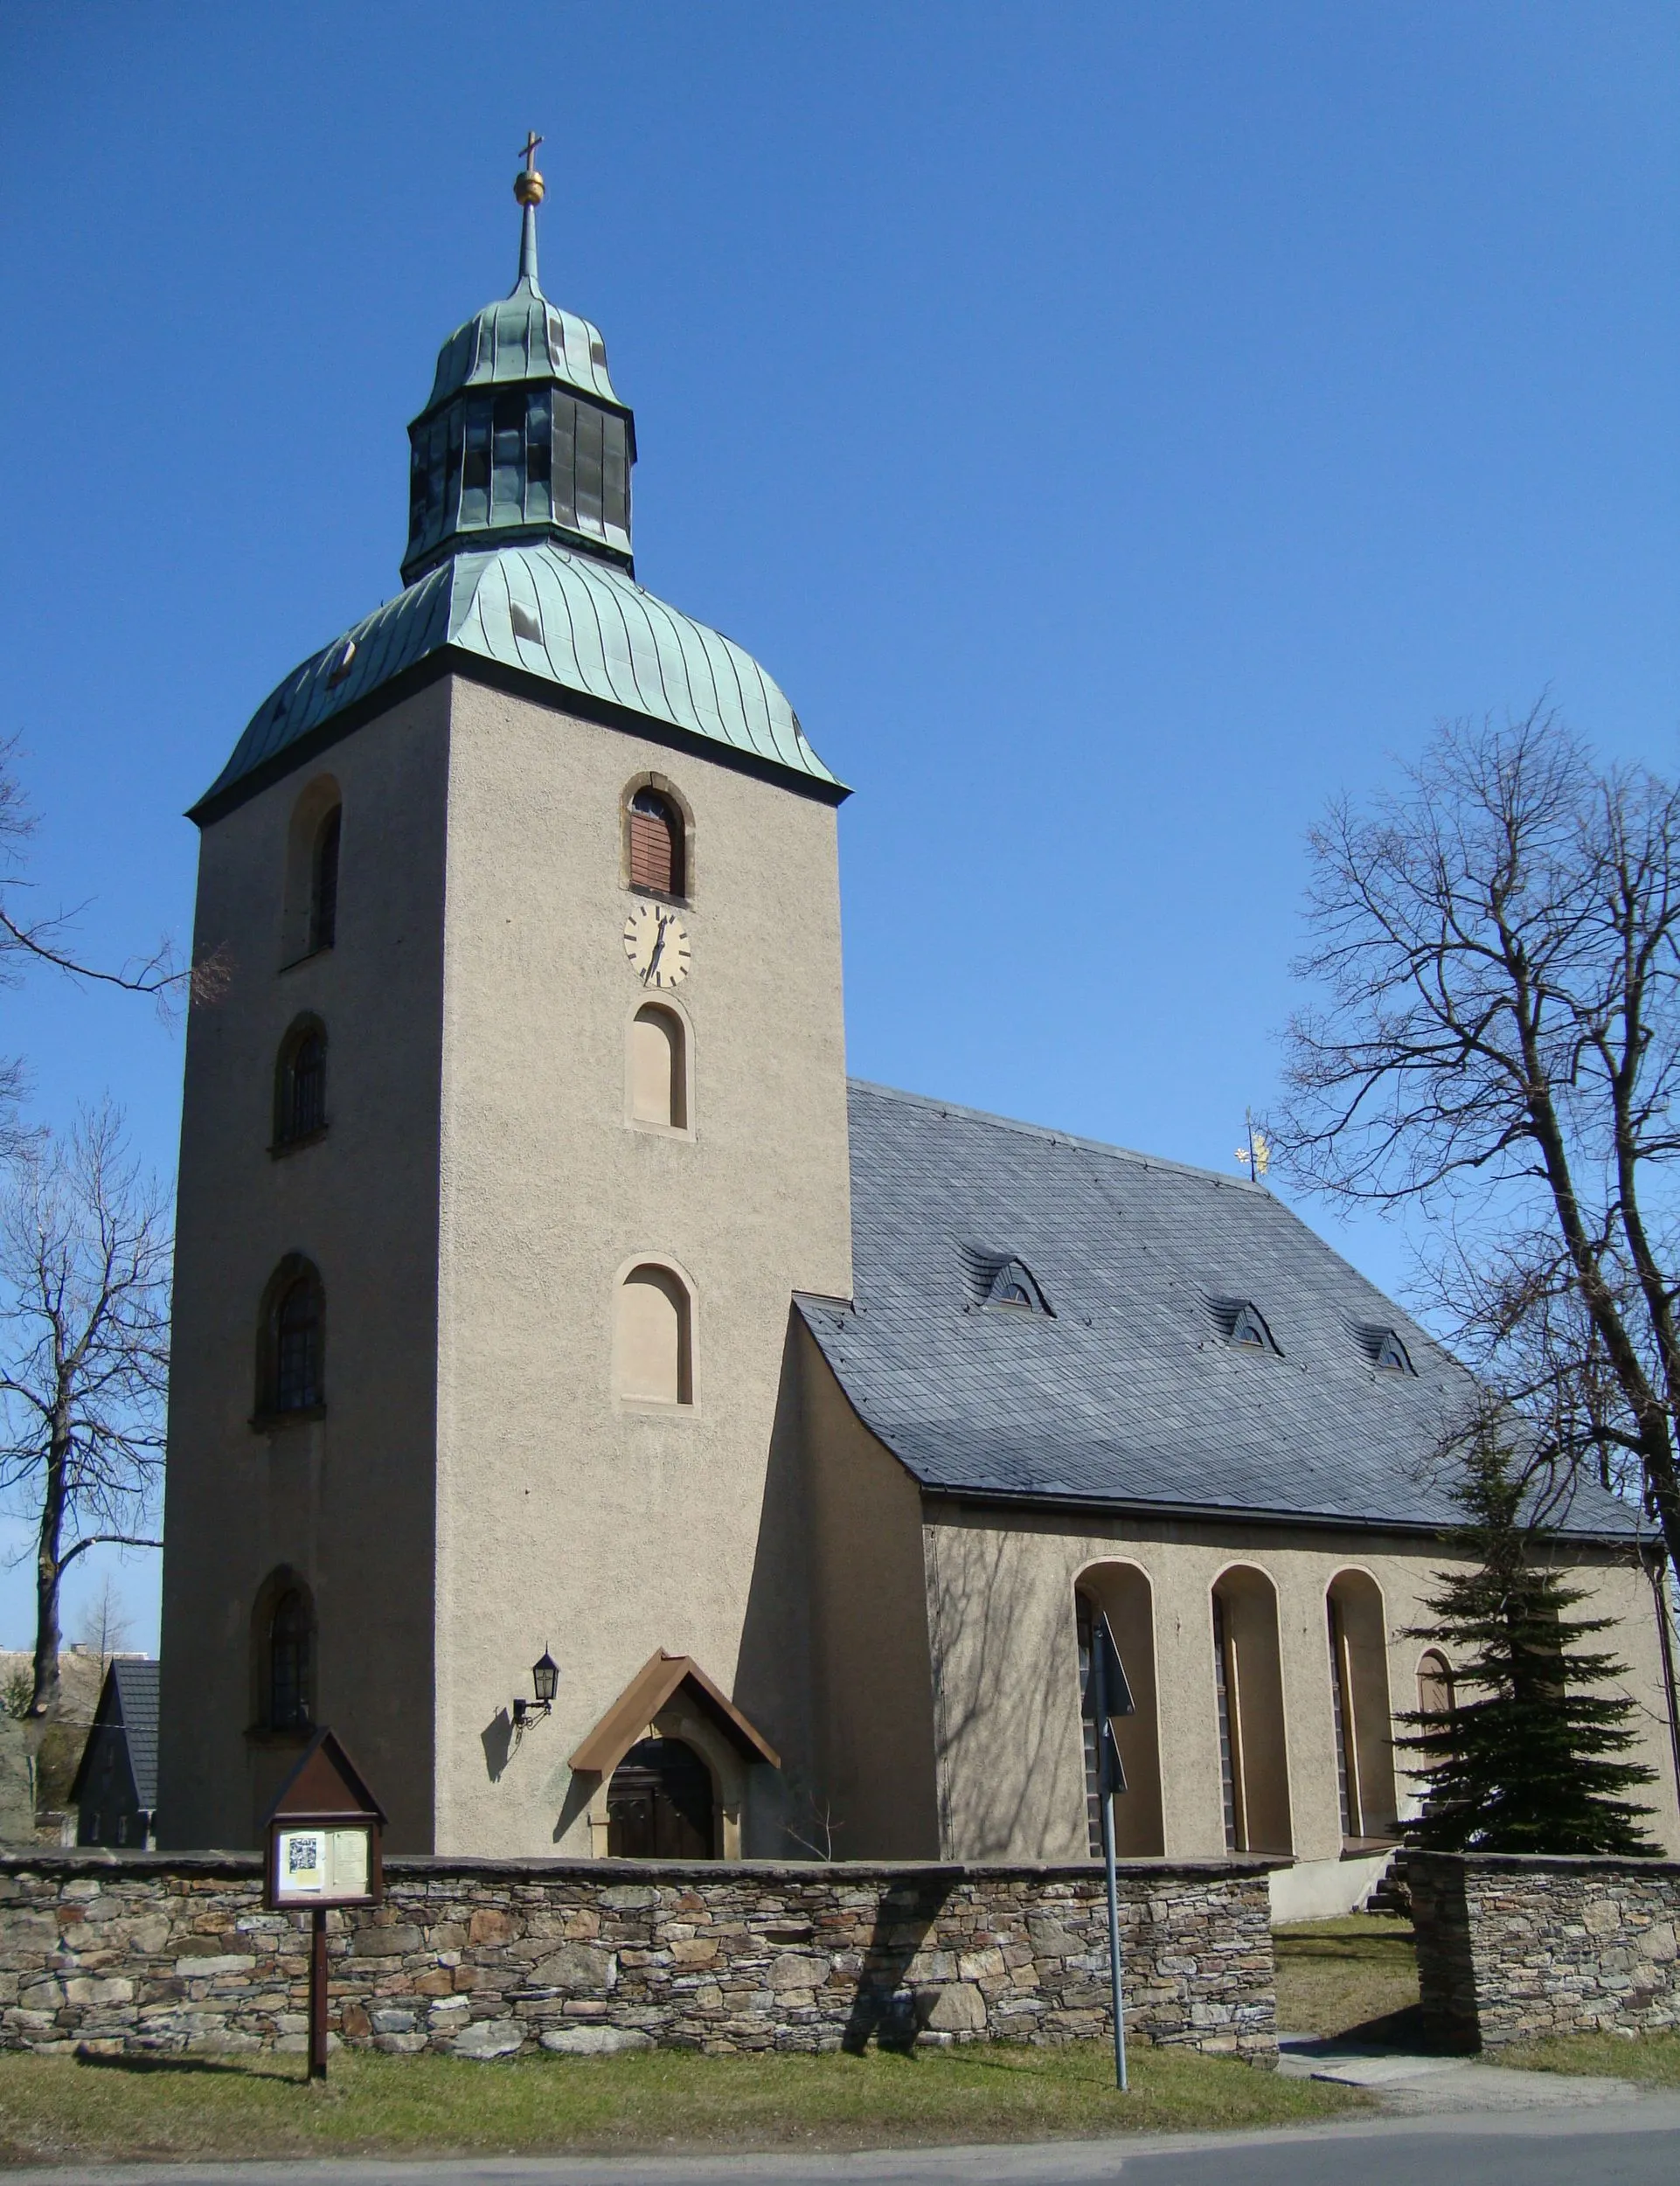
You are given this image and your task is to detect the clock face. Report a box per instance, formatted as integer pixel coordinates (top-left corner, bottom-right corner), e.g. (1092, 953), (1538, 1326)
(622, 901), (691, 989)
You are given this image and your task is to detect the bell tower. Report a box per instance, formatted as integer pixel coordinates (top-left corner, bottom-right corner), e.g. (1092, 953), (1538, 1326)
(157, 150), (853, 1854)
(401, 138), (636, 584)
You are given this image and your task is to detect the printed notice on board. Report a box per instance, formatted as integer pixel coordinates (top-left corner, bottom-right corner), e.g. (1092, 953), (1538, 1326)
(274, 1824), (371, 1903)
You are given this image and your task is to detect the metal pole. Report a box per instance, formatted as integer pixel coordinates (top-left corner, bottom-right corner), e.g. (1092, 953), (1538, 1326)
(1096, 1639), (1128, 2092)
(309, 1905), (329, 2081)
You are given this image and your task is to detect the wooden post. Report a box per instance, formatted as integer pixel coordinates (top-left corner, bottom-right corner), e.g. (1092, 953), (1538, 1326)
(262, 1727), (384, 2085)
(309, 1905), (329, 2080)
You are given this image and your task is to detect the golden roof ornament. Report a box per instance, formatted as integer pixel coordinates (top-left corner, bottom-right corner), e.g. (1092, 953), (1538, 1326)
(514, 130), (545, 206)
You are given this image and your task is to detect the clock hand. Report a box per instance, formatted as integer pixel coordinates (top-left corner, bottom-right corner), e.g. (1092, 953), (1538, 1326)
(644, 914), (667, 982)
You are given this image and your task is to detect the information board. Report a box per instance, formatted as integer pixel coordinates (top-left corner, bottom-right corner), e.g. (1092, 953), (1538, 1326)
(272, 1822), (373, 1906)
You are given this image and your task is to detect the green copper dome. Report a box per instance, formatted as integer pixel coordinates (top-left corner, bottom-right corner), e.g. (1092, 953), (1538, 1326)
(423, 232), (623, 412)
(401, 201), (636, 584)
(193, 179), (843, 821)
(194, 541), (843, 819)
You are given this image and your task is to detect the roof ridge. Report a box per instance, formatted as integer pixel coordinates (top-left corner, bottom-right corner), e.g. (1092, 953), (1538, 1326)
(845, 1079), (1270, 1194)
(844, 1077), (1445, 1351)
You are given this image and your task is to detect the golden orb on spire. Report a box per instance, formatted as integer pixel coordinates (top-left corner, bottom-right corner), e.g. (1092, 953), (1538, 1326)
(515, 129), (545, 205)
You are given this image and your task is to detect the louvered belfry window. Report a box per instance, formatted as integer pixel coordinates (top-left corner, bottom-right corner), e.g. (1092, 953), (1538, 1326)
(628, 788), (683, 896)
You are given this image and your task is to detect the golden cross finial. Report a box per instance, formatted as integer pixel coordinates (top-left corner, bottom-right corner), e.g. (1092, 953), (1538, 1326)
(514, 131), (546, 208)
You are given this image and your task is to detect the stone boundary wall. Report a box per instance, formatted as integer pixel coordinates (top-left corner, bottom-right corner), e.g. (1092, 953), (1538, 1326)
(1407, 1851), (1680, 2050)
(0, 1853), (1279, 2063)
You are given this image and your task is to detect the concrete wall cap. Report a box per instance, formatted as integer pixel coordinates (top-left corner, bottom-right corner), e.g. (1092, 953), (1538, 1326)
(0, 1849), (1288, 1882)
(1406, 1849), (1680, 1877)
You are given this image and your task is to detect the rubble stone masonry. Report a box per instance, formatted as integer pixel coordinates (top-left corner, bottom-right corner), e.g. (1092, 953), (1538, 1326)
(1408, 1851), (1680, 2049)
(0, 1854), (1278, 2061)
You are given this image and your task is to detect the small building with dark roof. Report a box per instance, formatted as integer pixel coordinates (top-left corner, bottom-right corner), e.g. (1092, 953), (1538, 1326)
(71, 1659), (159, 1849)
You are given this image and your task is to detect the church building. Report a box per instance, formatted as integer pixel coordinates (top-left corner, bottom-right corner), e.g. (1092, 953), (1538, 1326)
(157, 158), (1680, 1912)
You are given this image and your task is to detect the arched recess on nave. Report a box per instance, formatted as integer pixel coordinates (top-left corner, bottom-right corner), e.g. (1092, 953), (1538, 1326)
(1210, 1563), (1294, 1855)
(1073, 1560), (1165, 1857)
(1325, 1567), (1399, 1843)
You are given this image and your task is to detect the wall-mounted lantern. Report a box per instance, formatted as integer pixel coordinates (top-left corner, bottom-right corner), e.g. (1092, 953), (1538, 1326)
(513, 1648), (559, 1728)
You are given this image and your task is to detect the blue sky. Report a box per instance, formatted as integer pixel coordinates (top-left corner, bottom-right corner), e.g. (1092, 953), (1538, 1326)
(1, 3), (1676, 1653)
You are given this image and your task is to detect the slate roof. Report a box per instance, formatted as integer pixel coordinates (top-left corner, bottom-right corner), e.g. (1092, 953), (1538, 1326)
(69, 1658), (160, 1810)
(112, 1659), (160, 1809)
(796, 1083), (1640, 1541)
(192, 542), (843, 820)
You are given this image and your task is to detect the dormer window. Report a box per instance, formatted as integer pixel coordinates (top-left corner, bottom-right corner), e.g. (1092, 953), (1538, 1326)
(988, 1259), (1049, 1314)
(1227, 1303), (1279, 1355)
(957, 1245), (1052, 1315)
(1353, 1322), (1417, 1374)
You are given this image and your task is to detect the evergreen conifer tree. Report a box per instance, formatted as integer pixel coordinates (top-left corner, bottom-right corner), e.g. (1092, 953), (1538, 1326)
(1399, 1415), (1658, 1854)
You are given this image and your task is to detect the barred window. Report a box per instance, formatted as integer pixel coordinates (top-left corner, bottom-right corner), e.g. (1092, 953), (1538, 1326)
(260, 1259), (325, 1418)
(274, 1020), (327, 1148)
(268, 1587), (313, 1732)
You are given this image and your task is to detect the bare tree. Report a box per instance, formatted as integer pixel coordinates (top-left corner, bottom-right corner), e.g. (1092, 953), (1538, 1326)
(0, 739), (212, 1158)
(0, 1107), (169, 1718)
(73, 1573), (135, 1685)
(0, 738), (184, 1003)
(1275, 704), (1680, 1576)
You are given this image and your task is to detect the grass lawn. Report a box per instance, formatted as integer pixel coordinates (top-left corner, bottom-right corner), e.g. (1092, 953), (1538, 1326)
(1489, 2030), (1680, 2085)
(1273, 1915), (1422, 2042)
(0, 2040), (1364, 2165)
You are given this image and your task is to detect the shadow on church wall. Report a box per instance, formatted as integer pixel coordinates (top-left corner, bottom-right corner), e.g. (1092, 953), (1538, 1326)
(732, 1313), (818, 1853)
(928, 1520), (1089, 1860)
(481, 1709), (514, 1783)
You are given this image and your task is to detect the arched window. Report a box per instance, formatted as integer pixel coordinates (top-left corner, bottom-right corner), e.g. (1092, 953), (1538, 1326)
(281, 779), (342, 966)
(628, 786), (684, 898)
(615, 1262), (693, 1404)
(309, 808), (342, 952)
(252, 1572), (316, 1735)
(268, 1587), (313, 1732)
(251, 1569), (316, 1735)
(259, 1258), (325, 1416)
(273, 1019), (327, 1147)
(1417, 1649), (1454, 1720)
(629, 1004), (688, 1131)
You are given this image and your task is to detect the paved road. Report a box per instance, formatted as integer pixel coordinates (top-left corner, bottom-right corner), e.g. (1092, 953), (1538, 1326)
(17, 2099), (1680, 2186)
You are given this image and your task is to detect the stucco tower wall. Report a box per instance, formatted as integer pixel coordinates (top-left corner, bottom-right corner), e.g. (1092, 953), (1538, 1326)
(921, 1505), (1680, 1866)
(158, 687), (451, 1850)
(433, 677), (852, 1856)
